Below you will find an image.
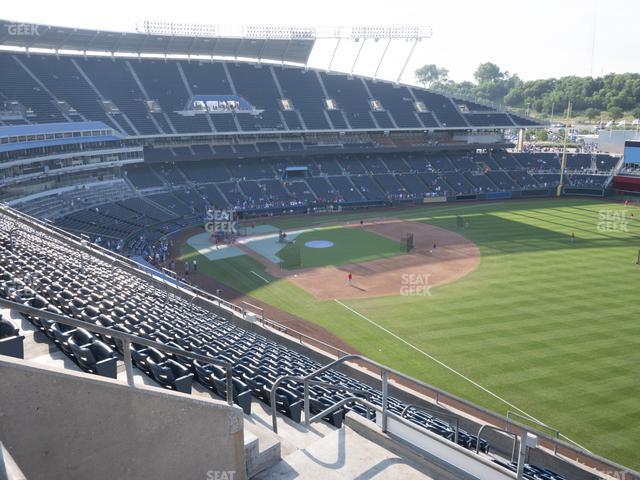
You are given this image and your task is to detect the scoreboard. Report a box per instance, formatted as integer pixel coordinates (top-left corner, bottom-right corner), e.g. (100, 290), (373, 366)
(624, 140), (640, 164)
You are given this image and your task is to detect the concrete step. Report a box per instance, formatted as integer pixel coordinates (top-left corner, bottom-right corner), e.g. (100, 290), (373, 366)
(254, 424), (440, 480)
(244, 427), (280, 478)
(191, 384), (283, 478)
(245, 397), (336, 458)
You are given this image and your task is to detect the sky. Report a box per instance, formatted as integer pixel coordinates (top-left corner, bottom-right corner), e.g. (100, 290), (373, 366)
(3, 0), (640, 85)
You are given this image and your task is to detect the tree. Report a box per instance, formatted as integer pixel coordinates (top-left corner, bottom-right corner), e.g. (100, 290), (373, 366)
(608, 106), (624, 120)
(415, 63), (640, 120)
(474, 62), (503, 84)
(535, 130), (549, 141)
(585, 108), (600, 120)
(415, 64), (449, 88)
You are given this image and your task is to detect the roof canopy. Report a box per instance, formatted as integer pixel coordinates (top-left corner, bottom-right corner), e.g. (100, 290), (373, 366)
(0, 19), (315, 63)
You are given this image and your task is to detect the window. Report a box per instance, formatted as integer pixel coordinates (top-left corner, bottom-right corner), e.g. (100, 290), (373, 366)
(280, 99), (293, 111)
(414, 101), (427, 112)
(370, 100), (383, 111)
(325, 99), (338, 110)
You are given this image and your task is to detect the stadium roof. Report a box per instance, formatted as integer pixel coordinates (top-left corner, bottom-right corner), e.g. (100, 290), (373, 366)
(0, 19), (315, 64)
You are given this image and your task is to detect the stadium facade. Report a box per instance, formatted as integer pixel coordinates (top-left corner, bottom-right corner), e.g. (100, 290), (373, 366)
(0, 18), (637, 480)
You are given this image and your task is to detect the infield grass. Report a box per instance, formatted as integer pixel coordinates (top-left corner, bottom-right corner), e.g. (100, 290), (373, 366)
(179, 198), (640, 470)
(277, 226), (402, 269)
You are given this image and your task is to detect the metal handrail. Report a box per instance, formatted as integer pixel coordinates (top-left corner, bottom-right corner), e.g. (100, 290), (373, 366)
(401, 404), (459, 445)
(477, 425), (518, 462)
(507, 410), (560, 455)
(0, 297), (235, 405)
(282, 392), (518, 478)
(271, 353), (393, 434)
(3, 205), (351, 360)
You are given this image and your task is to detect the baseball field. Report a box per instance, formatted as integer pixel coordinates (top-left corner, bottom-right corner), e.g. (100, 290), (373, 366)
(177, 198), (640, 470)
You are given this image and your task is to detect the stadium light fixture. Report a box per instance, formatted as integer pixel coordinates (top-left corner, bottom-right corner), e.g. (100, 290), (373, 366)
(137, 22), (432, 41)
(137, 21), (431, 83)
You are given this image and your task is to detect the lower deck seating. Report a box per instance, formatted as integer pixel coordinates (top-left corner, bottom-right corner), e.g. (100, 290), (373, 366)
(34, 149), (617, 244)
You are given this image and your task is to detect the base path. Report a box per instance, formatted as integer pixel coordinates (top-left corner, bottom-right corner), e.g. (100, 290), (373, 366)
(240, 218), (480, 300)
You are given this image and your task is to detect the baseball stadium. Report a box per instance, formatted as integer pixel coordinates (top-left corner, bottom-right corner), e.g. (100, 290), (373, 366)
(0, 8), (639, 480)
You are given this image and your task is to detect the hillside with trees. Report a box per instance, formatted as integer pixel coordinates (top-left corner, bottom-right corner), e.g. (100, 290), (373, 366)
(415, 63), (640, 122)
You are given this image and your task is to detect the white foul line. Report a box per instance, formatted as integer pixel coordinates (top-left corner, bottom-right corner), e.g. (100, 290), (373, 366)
(250, 271), (270, 283)
(333, 299), (590, 452)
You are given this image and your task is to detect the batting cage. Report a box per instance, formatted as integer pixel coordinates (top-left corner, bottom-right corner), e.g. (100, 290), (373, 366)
(402, 233), (414, 253)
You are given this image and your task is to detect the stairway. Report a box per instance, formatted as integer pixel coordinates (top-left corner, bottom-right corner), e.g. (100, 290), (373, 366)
(252, 415), (454, 480)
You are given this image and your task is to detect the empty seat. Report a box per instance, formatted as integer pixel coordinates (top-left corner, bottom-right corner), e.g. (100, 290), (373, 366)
(0, 315), (24, 359)
(194, 360), (252, 414)
(68, 333), (117, 378)
(148, 356), (193, 394)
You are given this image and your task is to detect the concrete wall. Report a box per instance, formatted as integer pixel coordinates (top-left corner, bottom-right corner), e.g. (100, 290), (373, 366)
(0, 356), (245, 480)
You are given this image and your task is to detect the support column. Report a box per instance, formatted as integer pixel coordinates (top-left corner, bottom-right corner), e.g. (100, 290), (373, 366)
(397, 38), (419, 84)
(374, 38), (392, 79)
(350, 38), (367, 76)
(328, 38), (342, 71)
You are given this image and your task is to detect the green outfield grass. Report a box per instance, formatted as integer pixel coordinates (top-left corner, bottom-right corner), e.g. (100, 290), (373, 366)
(179, 198), (640, 470)
(277, 226), (402, 269)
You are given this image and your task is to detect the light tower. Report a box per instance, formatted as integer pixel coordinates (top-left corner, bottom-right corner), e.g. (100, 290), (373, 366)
(557, 101), (573, 197)
(138, 22), (432, 84)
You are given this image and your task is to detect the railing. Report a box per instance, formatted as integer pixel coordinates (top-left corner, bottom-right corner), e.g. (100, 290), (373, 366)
(269, 354), (528, 478)
(269, 353), (452, 435)
(506, 410), (560, 455)
(0, 297), (235, 406)
(476, 425), (518, 461)
(401, 404), (460, 445)
(190, 285), (351, 358)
